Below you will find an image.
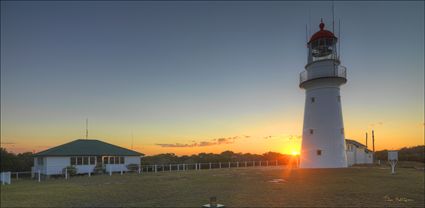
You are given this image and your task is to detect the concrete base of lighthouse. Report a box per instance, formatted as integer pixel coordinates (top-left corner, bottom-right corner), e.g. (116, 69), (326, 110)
(299, 78), (348, 169)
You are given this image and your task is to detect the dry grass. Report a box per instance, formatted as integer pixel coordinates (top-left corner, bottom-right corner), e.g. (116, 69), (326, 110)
(1, 166), (424, 207)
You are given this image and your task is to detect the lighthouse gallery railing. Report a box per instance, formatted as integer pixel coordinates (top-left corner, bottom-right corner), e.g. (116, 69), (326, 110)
(299, 65), (346, 85)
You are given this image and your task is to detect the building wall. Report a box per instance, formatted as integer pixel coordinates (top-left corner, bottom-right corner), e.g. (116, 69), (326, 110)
(345, 144), (374, 166)
(300, 80), (348, 168)
(46, 157), (70, 175)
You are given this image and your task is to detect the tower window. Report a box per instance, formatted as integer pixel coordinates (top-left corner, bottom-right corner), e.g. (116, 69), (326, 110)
(309, 129), (314, 134)
(311, 97), (315, 103)
(317, 150), (322, 156)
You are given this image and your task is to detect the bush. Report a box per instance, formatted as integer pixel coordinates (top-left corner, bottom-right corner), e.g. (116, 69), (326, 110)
(93, 163), (105, 174)
(62, 166), (77, 176)
(126, 163), (139, 172)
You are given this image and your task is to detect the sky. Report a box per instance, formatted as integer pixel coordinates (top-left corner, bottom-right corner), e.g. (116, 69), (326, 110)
(1, 1), (424, 156)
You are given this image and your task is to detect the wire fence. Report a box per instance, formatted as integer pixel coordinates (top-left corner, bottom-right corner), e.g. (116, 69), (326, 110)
(4, 160), (294, 184)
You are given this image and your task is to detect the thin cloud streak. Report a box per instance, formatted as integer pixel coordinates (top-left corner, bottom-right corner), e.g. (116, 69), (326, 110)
(156, 136), (246, 148)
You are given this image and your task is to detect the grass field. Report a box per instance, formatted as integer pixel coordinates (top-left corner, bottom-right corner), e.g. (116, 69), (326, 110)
(1, 166), (424, 207)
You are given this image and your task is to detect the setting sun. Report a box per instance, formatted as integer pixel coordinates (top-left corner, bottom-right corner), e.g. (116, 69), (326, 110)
(291, 151), (300, 156)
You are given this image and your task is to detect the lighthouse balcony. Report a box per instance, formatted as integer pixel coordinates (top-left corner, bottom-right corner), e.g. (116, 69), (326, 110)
(299, 65), (347, 87)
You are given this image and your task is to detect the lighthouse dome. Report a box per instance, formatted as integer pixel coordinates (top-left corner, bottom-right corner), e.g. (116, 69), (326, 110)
(308, 22), (336, 43)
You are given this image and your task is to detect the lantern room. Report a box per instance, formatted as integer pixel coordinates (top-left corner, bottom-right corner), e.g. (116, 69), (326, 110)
(307, 20), (338, 63)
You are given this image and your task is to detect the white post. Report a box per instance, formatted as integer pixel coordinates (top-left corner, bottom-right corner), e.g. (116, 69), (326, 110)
(16, 172), (19, 180)
(228, 162), (231, 168)
(109, 166), (112, 176)
(169, 164), (172, 172)
(38, 170), (41, 182)
(155, 165), (157, 173)
(219, 162), (222, 169)
(183, 164), (186, 171)
(275, 160), (278, 166)
(209, 162), (212, 170)
(162, 165), (165, 172)
(260, 161), (262, 166)
(65, 168), (68, 180)
(138, 165), (141, 174)
(177, 164), (180, 171)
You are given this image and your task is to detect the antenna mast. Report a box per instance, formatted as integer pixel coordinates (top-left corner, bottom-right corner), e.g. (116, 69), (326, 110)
(332, 0), (335, 33)
(131, 131), (134, 150)
(85, 118), (89, 139)
(338, 19), (341, 60)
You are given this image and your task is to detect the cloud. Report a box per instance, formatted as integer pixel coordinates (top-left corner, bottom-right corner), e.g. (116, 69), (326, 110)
(1, 142), (16, 145)
(156, 136), (246, 148)
(263, 135), (301, 141)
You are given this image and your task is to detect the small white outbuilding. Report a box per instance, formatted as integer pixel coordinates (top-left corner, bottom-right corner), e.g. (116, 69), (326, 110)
(32, 139), (144, 176)
(345, 139), (373, 166)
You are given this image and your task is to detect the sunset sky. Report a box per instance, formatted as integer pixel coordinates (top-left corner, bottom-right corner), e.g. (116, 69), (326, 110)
(1, 1), (423, 156)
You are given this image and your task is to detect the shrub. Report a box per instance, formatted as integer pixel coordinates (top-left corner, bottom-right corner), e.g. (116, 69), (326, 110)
(62, 166), (77, 176)
(126, 163), (139, 172)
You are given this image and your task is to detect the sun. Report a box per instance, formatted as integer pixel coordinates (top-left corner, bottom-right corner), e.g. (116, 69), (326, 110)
(291, 151), (300, 156)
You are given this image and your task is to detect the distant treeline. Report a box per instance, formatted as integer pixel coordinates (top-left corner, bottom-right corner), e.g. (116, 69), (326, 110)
(375, 145), (424, 162)
(140, 151), (298, 166)
(1, 146), (424, 172)
(1, 148), (33, 172)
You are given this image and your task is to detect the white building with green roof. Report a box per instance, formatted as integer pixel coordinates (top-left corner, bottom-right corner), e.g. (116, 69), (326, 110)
(32, 139), (144, 176)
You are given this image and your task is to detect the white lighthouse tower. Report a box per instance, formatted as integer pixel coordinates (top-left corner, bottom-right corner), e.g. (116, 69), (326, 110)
(299, 20), (348, 168)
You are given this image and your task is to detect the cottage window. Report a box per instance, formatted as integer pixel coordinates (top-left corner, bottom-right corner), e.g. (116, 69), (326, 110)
(83, 157), (89, 165)
(317, 150), (322, 156)
(120, 157), (124, 164)
(110, 157), (115, 164)
(97, 156), (102, 163)
(70, 157), (76, 165)
(103, 157), (109, 164)
(90, 156), (95, 165)
(37, 157), (44, 165)
(77, 157), (83, 165)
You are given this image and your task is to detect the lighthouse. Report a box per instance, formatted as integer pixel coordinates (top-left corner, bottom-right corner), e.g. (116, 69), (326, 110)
(299, 20), (348, 168)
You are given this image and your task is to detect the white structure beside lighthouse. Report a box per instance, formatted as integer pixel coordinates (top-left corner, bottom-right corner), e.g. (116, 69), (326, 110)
(299, 20), (348, 168)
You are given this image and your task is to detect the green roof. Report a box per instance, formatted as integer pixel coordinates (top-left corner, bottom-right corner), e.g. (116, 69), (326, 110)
(34, 139), (144, 157)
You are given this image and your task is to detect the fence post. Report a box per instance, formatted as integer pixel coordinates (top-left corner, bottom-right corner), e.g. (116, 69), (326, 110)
(228, 162), (231, 168)
(109, 166), (112, 176)
(177, 164), (180, 171)
(38, 170), (41, 182)
(138, 165), (141, 174)
(169, 164), (172, 172)
(219, 162), (221, 169)
(1, 172), (4, 185)
(155, 165), (157, 173)
(65, 168), (68, 180)
(184, 164), (186, 171)
(15, 172), (18, 180)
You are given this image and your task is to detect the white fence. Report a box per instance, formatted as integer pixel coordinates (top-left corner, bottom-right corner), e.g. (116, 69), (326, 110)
(1, 172), (11, 185)
(11, 160), (288, 183)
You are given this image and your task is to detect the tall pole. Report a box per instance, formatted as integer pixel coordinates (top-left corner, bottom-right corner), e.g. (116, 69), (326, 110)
(85, 118), (89, 139)
(372, 130), (375, 153)
(365, 132), (368, 148)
